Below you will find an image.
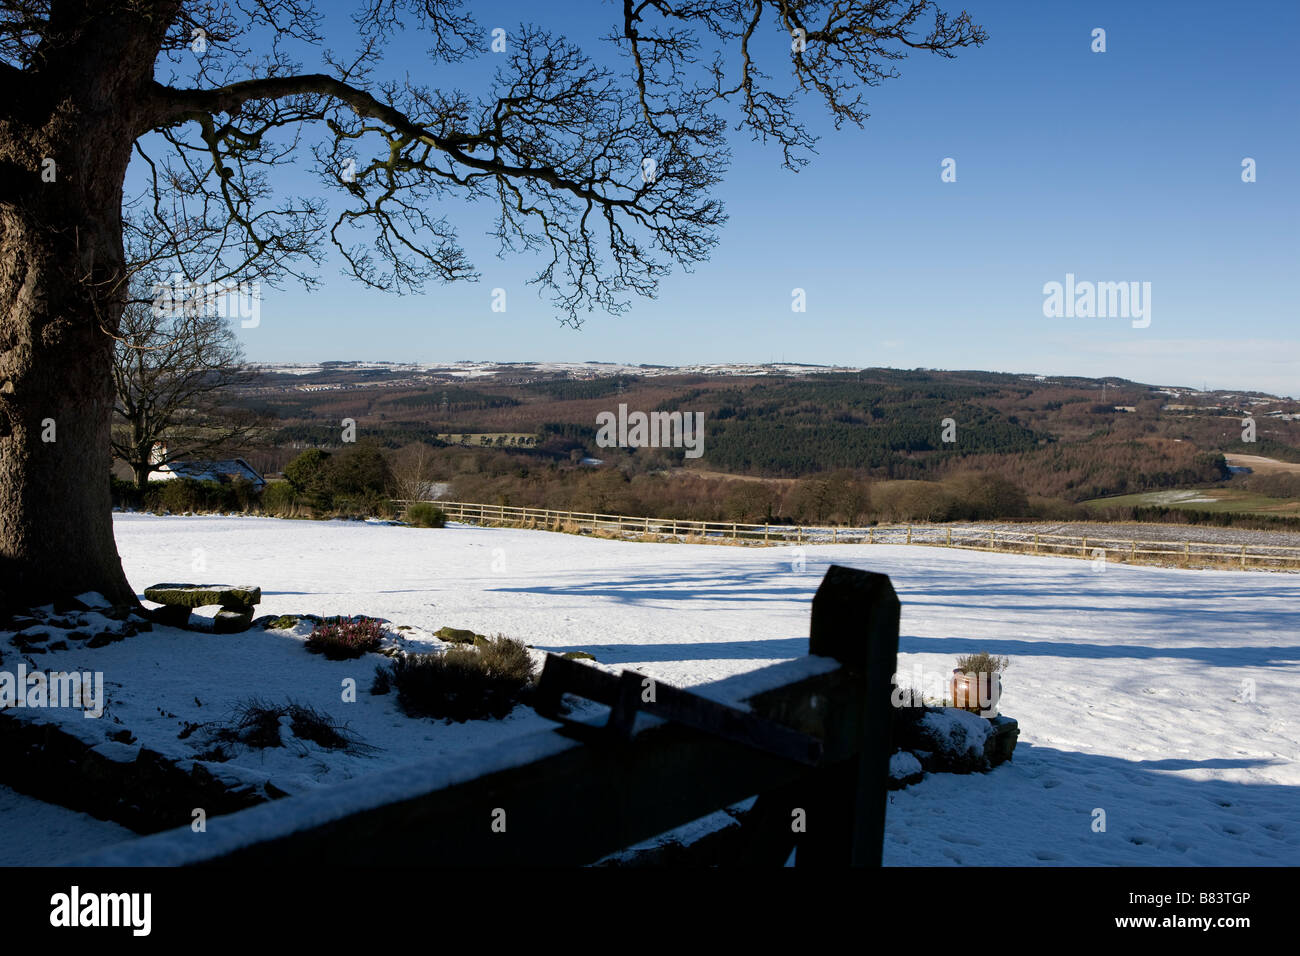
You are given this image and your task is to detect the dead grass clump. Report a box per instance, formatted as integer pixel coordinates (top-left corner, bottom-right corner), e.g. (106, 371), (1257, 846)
(202, 698), (375, 755)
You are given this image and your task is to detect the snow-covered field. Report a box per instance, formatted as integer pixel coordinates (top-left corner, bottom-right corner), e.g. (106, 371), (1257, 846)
(913, 520), (1300, 550)
(7, 513), (1299, 864)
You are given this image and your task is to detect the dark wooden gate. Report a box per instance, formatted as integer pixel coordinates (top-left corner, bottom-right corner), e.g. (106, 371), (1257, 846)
(74, 565), (899, 867)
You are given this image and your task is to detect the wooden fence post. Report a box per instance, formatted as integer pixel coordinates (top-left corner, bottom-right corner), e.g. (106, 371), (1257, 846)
(906, 527), (912, 545)
(1241, 544), (1247, 568)
(946, 528), (951, 547)
(1082, 536), (1088, 559)
(801, 565), (900, 867)
(868, 528), (874, 544)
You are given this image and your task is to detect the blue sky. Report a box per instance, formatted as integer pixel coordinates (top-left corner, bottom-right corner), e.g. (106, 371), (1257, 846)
(147, 1), (1300, 396)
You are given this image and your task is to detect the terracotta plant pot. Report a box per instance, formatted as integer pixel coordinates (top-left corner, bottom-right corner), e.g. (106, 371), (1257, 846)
(951, 669), (1002, 717)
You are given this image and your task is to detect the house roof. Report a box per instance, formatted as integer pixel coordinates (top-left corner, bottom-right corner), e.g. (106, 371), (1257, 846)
(157, 459), (265, 486)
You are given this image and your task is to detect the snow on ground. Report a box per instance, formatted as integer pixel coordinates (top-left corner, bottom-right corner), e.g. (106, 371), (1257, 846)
(8, 513), (1300, 864)
(0, 785), (134, 865)
(945, 520), (1300, 549)
(1138, 490), (1221, 505)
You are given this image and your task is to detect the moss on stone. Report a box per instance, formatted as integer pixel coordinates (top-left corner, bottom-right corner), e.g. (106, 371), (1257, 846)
(143, 583), (262, 609)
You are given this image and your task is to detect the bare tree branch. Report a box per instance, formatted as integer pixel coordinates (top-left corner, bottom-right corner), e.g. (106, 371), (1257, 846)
(6, 0), (985, 325)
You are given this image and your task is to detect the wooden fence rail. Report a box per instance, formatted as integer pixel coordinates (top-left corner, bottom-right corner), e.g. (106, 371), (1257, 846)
(73, 566), (900, 867)
(395, 500), (1300, 569)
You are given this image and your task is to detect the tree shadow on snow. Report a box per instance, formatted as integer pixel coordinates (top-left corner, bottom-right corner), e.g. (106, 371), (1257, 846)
(899, 633), (1300, 668)
(886, 742), (1299, 866)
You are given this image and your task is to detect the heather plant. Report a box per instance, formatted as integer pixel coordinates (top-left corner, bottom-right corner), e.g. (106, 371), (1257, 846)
(305, 616), (387, 660)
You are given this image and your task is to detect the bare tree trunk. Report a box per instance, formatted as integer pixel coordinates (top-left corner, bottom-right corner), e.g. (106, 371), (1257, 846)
(134, 462), (154, 494)
(0, 221), (134, 607)
(0, 83), (141, 609)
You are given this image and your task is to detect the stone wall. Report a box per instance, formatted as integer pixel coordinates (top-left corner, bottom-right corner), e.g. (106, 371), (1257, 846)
(0, 713), (274, 834)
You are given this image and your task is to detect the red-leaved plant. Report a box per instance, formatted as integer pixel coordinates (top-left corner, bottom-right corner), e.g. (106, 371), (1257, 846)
(305, 616), (386, 660)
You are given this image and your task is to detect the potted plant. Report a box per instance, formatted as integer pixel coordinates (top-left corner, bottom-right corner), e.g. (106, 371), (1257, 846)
(951, 652), (1009, 717)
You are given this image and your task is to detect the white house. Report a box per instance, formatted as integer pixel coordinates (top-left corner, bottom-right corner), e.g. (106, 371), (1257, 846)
(149, 454), (266, 491)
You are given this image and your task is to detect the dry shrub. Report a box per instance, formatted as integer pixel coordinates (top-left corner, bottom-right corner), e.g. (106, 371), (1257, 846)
(383, 636), (535, 721)
(204, 698), (374, 755)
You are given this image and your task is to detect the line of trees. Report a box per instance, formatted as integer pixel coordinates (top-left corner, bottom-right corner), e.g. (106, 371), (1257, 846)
(110, 437), (1300, 533)
(445, 460), (1038, 525)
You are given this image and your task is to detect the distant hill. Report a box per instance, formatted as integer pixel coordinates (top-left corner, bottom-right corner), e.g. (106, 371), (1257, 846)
(232, 362), (1300, 503)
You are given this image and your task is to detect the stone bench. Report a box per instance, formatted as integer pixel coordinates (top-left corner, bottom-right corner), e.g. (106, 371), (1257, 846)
(142, 584), (262, 633)
(984, 715), (1019, 766)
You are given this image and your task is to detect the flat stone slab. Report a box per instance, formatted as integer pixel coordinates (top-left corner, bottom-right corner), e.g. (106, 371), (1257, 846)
(143, 584), (262, 610)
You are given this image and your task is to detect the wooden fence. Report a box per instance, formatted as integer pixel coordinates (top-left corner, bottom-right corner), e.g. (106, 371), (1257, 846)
(73, 566), (900, 867)
(397, 500), (1300, 570)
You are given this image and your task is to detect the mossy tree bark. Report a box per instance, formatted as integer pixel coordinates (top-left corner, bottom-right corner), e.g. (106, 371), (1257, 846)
(0, 6), (170, 608)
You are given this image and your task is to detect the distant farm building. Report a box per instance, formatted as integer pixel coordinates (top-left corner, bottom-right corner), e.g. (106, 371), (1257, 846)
(150, 458), (267, 491)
